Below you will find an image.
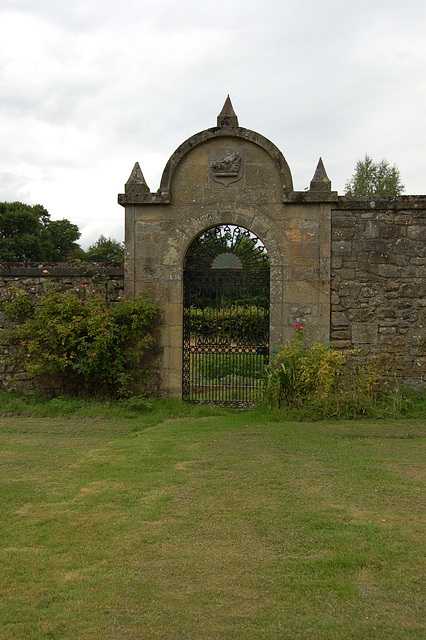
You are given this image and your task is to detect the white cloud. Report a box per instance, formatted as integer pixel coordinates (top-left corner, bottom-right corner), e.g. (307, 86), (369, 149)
(1, 0), (425, 247)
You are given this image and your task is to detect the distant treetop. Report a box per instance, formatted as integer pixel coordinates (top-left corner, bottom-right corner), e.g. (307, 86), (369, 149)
(83, 235), (124, 262)
(0, 201), (82, 261)
(0, 202), (126, 263)
(345, 154), (405, 197)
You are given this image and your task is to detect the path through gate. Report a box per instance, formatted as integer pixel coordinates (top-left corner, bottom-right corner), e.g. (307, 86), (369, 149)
(183, 225), (270, 407)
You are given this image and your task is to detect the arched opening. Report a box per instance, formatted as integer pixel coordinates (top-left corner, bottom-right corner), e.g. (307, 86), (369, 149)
(182, 225), (270, 406)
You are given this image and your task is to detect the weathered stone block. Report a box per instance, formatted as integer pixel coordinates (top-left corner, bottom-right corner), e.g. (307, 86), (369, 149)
(165, 302), (183, 326)
(331, 311), (350, 328)
(351, 322), (378, 344)
(332, 256), (343, 268)
(293, 266), (314, 281)
(171, 187), (204, 205)
(239, 188), (283, 204)
(364, 221), (380, 239)
(285, 228), (302, 243)
(331, 330), (351, 340)
(332, 240), (351, 254)
(290, 243), (319, 259)
(243, 164), (281, 189)
(407, 225), (424, 239)
(332, 340), (352, 349)
(382, 224), (399, 239)
(332, 227), (355, 241)
(337, 269), (355, 279)
(368, 251), (396, 265)
(377, 264), (401, 278)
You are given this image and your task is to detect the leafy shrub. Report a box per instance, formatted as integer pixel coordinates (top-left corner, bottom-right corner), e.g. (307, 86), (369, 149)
(264, 326), (392, 417)
(2, 288), (160, 397)
(0, 286), (35, 320)
(189, 305), (268, 343)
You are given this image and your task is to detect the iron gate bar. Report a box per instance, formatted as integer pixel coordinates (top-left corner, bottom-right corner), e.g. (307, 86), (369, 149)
(183, 283), (270, 405)
(183, 225), (270, 408)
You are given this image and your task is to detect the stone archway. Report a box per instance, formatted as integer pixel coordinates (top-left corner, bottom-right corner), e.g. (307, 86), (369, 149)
(119, 97), (336, 398)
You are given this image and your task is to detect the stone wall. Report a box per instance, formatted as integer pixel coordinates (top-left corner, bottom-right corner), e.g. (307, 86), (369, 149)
(0, 262), (124, 394)
(119, 96), (425, 396)
(0, 262), (124, 300)
(0, 194), (425, 397)
(331, 196), (426, 385)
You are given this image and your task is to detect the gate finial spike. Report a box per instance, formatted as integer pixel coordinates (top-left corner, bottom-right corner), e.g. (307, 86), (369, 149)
(217, 95), (239, 129)
(125, 162), (149, 194)
(310, 157), (331, 192)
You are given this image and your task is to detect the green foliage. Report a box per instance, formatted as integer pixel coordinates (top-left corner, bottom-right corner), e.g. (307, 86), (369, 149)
(46, 218), (84, 261)
(185, 225), (269, 271)
(0, 201), (82, 261)
(345, 154), (404, 196)
(0, 287), (35, 320)
(184, 225), (270, 309)
(2, 288), (160, 397)
(189, 305), (268, 343)
(191, 352), (265, 381)
(264, 327), (393, 417)
(0, 386), (424, 422)
(0, 392), (229, 424)
(83, 234), (124, 262)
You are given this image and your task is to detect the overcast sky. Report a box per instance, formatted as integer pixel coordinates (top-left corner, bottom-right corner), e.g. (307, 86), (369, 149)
(1, 0), (425, 248)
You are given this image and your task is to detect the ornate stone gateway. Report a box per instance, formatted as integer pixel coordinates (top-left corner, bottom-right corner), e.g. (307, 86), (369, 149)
(182, 225), (270, 406)
(119, 96), (335, 399)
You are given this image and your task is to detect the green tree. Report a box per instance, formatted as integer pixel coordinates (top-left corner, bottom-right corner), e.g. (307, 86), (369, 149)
(84, 235), (124, 262)
(46, 219), (83, 261)
(0, 202), (81, 261)
(185, 225), (269, 272)
(184, 225), (270, 309)
(345, 154), (404, 196)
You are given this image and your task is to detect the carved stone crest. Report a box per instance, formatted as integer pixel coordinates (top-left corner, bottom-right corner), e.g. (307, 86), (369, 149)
(209, 148), (243, 186)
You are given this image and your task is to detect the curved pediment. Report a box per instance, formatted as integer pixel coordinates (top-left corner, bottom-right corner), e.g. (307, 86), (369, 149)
(159, 98), (293, 198)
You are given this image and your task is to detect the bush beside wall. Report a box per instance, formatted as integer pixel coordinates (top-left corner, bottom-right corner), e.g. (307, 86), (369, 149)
(0, 262), (134, 396)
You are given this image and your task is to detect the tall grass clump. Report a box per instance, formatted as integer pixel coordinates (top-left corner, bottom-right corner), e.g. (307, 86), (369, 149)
(263, 325), (405, 418)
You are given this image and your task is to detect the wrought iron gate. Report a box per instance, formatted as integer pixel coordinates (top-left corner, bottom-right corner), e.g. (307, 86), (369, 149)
(183, 225), (270, 407)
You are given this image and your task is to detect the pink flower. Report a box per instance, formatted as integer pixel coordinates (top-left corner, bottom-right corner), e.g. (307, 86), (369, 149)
(42, 270), (49, 275)
(299, 326), (304, 331)
(294, 323), (299, 329)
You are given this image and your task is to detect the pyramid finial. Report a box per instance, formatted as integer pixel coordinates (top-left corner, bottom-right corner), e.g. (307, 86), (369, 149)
(217, 95), (239, 128)
(310, 158), (331, 192)
(125, 162), (149, 194)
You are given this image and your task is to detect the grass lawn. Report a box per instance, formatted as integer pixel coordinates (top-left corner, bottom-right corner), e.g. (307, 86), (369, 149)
(0, 407), (424, 639)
